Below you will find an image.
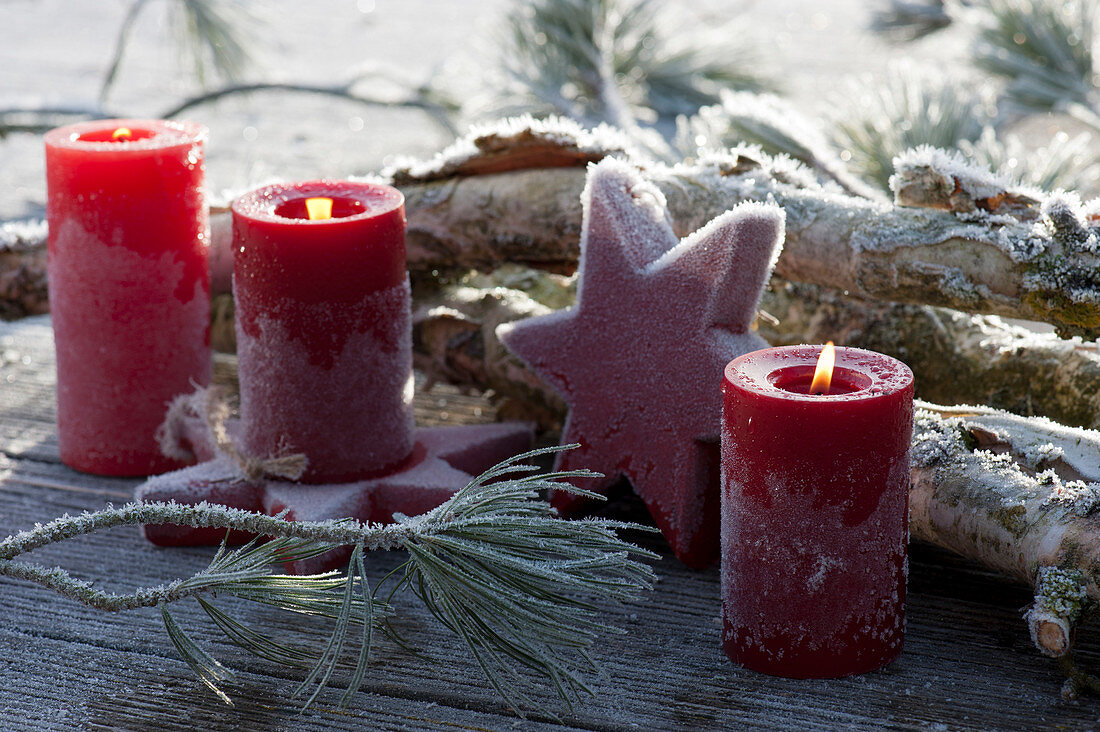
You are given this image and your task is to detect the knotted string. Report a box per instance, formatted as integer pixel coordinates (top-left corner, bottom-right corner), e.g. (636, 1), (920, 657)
(158, 386), (308, 482)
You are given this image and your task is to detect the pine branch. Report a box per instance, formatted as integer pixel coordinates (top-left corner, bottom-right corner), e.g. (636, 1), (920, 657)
(973, 0), (1096, 115)
(675, 91), (880, 198)
(871, 0), (955, 41)
(958, 127), (1100, 194)
(168, 0), (257, 90)
(101, 0), (257, 107)
(0, 447), (656, 714)
(475, 0), (769, 153)
(828, 62), (994, 191)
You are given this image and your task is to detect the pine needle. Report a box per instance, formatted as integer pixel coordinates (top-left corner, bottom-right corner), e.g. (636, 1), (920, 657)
(397, 445), (658, 713)
(829, 62), (995, 190)
(169, 0), (256, 88)
(197, 597), (315, 668)
(959, 127), (1100, 193)
(161, 603), (235, 705)
(0, 446), (656, 715)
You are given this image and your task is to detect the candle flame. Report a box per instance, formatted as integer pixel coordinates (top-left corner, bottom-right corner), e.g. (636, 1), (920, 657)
(111, 127), (133, 141)
(810, 341), (835, 395)
(305, 197), (334, 221)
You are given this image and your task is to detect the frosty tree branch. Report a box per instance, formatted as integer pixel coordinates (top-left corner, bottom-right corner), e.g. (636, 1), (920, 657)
(7, 119), (1100, 337)
(397, 133), (1100, 339)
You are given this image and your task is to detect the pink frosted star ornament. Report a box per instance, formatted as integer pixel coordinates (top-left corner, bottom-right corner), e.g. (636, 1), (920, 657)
(498, 158), (785, 568)
(137, 401), (532, 573)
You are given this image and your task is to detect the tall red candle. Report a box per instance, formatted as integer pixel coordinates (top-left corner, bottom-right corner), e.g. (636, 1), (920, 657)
(720, 345), (914, 677)
(45, 119), (211, 476)
(231, 180), (414, 484)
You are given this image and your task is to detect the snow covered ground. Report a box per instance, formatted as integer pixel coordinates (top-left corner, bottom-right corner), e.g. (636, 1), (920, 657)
(0, 0), (968, 221)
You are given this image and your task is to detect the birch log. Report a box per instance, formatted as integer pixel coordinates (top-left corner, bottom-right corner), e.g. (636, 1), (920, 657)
(393, 123), (1100, 339)
(406, 270), (1100, 432)
(911, 404), (1100, 666)
(6, 119), (1100, 337)
(758, 280), (1100, 430)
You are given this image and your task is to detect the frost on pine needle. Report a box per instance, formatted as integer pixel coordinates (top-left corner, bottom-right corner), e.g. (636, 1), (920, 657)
(675, 91), (877, 198)
(394, 445), (658, 712)
(829, 62), (995, 191)
(0, 446), (656, 714)
(958, 129), (1100, 195)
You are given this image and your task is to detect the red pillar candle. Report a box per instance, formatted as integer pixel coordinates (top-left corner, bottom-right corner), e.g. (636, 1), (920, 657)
(720, 345), (914, 677)
(45, 119), (211, 476)
(231, 180), (414, 484)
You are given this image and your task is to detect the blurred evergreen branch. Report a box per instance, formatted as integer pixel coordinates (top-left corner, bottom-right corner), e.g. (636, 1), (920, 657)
(474, 0), (771, 156)
(871, 0), (957, 40)
(674, 91), (879, 198)
(829, 64), (996, 190)
(101, 0), (257, 107)
(960, 127), (1100, 191)
(973, 0), (1096, 115)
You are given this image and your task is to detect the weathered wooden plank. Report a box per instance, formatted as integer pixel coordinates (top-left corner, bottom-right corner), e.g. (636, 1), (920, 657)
(1, 455), (1098, 730)
(0, 627), (590, 732)
(3, 317), (1100, 730)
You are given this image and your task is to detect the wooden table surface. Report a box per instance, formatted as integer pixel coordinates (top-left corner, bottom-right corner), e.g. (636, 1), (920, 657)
(1, 315), (1098, 731)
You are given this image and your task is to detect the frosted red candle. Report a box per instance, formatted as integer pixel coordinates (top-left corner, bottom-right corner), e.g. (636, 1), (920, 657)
(720, 345), (914, 677)
(231, 180), (414, 484)
(45, 119), (211, 476)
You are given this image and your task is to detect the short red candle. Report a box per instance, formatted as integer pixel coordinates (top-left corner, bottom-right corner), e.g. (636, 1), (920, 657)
(720, 345), (914, 677)
(45, 118), (211, 476)
(231, 180), (414, 484)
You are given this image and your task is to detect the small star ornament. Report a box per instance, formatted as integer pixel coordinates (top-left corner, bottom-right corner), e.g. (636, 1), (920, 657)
(498, 158), (784, 568)
(137, 398), (532, 573)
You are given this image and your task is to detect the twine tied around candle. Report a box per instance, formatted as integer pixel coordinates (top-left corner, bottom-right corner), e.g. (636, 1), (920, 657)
(157, 386), (308, 482)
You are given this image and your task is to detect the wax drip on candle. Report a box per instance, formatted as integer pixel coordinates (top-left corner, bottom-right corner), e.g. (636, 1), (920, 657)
(305, 197), (334, 221)
(810, 341), (836, 395)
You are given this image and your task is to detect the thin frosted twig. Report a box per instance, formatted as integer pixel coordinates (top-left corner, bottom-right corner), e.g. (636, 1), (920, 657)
(0, 446), (657, 714)
(0, 501), (411, 562)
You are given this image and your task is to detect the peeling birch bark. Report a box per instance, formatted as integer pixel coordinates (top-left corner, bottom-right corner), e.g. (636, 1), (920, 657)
(910, 404), (1100, 666)
(7, 119), (1100, 335)
(910, 403), (1100, 595)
